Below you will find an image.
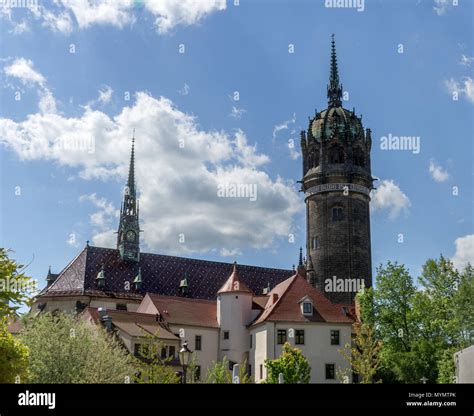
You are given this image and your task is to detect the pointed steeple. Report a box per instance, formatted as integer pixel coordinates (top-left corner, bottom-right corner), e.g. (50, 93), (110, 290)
(217, 261), (253, 294)
(127, 129), (136, 198)
(327, 34), (343, 108)
(117, 131), (140, 262)
(298, 247), (303, 267)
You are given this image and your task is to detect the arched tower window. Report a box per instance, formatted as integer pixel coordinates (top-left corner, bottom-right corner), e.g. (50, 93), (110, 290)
(331, 206), (344, 222)
(313, 152), (320, 168)
(311, 236), (320, 249)
(328, 145), (344, 164)
(353, 147), (365, 167)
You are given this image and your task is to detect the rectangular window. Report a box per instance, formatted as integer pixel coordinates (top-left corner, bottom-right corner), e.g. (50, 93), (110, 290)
(277, 329), (287, 345)
(303, 302), (312, 314)
(332, 207), (343, 222)
(223, 331), (229, 340)
(295, 329), (305, 345)
(326, 364), (335, 380)
(116, 303), (127, 311)
(194, 365), (201, 381)
(195, 335), (202, 351)
(168, 346), (175, 358)
(134, 343), (141, 357)
(161, 347), (167, 359)
(250, 334), (253, 349)
(330, 330), (340, 345)
(260, 364), (263, 380)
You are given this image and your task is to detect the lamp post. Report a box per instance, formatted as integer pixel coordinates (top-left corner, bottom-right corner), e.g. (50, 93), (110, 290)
(179, 341), (192, 384)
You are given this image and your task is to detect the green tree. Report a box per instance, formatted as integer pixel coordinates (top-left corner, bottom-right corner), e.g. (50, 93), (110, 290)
(360, 257), (473, 384)
(264, 342), (311, 384)
(0, 317), (29, 383)
(21, 312), (135, 383)
(203, 357), (251, 384)
(133, 332), (180, 384)
(0, 249), (36, 318)
(338, 321), (382, 384)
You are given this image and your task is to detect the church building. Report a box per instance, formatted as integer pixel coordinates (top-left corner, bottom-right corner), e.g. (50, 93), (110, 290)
(33, 36), (372, 383)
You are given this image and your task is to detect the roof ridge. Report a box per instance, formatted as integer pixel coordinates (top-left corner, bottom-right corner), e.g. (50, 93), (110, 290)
(148, 293), (216, 304)
(262, 274), (298, 320)
(88, 245), (292, 273)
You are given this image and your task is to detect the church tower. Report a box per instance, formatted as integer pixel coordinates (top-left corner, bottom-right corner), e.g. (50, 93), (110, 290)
(301, 35), (373, 304)
(117, 132), (140, 262)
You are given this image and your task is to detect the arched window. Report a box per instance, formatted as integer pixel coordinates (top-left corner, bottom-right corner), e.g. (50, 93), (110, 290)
(331, 207), (344, 222)
(313, 152), (320, 168)
(353, 147), (365, 167)
(311, 236), (320, 250)
(329, 145), (344, 164)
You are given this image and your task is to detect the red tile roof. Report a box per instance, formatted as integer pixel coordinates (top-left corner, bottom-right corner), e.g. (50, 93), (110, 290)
(251, 273), (354, 326)
(217, 262), (253, 295)
(145, 293), (218, 328)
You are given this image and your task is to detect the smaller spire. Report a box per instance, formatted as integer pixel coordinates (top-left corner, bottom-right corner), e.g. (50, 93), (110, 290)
(298, 247), (303, 267)
(179, 272), (189, 296)
(96, 264), (105, 289)
(217, 261), (252, 295)
(133, 267), (142, 291)
(127, 130), (136, 198)
(327, 34), (343, 108)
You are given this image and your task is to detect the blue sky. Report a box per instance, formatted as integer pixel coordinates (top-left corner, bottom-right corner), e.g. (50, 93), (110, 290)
(0, 0), (473, 293)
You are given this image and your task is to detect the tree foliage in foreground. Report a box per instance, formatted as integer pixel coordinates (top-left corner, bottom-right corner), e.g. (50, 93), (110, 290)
(264, 342), (311, 384)
(203, 356), (252, 384)
(0, 248), (36, 318)
(21, 312), (136, 383)
(0, 317), (29, 383)
(358, 257), (473, 384)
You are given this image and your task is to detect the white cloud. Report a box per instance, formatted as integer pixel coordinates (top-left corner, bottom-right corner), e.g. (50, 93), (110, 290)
(11, 21), (30, 34)
(178, 83), (190, 96)
(0, 90), (301, 255)
(61, 0), (135, 30)
(4, 58), (57, 114)
(370, 179), (410, 220)
(4, 58), (45, 86)
(429, 159), (449, 182)
(79, 193), (119, 228)
(272, 113), (296, 143)
(451, 234), (474, 271)
(1, 0), (226, 35)
(459, 55), (474, 67)
(39, 8), (73, 34)
(97, 85), (113, 104)
(220, 248), (242, 257)
(230, 106), (246, 119)
(445, 77), (474, 103)
(433, 0), (450, 15)
(143, 0), (226, 34)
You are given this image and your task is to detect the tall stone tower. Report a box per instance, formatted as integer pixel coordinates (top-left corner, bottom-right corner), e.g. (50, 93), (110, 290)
(117, 132), (140, 262)
(301, 35), (373, 304)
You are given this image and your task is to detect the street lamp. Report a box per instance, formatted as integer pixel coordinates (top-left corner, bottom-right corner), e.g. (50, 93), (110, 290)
(179, 341), (192, 384)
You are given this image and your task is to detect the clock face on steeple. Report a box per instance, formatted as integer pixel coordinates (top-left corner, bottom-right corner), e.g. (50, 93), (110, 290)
(126, 230), (136, 242)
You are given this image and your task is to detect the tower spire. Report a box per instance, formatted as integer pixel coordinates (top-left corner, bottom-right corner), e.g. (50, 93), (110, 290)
(327, 34), (343, 108)
(127, 129), (136, 198)
(117, 130), (140, 262)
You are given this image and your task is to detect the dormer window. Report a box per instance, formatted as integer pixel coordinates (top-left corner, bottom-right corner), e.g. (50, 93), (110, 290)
(302, 302), (313, 315)
(299, 296), (314, 316)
